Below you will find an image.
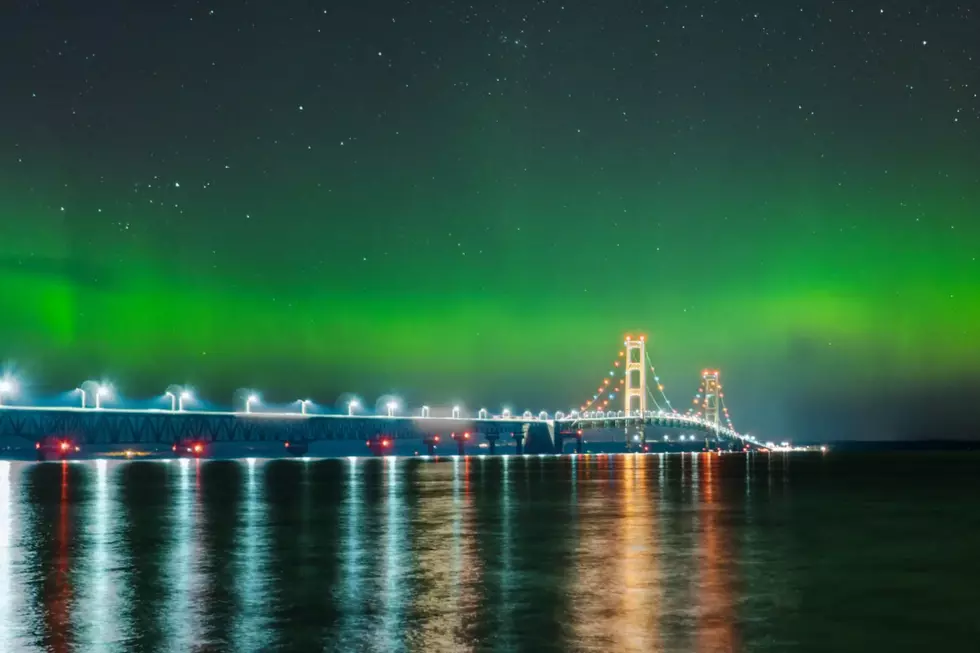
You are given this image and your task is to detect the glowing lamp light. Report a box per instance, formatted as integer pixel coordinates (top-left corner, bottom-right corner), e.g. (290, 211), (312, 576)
(193, 443), (203, 453)
(245, 394), (260, 413)
(94, 384), (112, 409)
(348, 399), (360, 416)
(0, 377), (17, 405)
(386, 401), (397, 417)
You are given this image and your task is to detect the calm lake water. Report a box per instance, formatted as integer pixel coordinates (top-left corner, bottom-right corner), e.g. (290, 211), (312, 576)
(0, 452), (977, 652)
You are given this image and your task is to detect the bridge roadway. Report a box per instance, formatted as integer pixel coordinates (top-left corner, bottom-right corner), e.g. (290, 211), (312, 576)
(0, 406), (747, 455)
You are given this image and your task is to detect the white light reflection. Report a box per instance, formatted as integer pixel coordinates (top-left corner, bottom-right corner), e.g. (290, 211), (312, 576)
(77, 459), (125, 648)
(232, 457), (272, 650)
(375, 457), (407, 650)
(449, 456), (466, 639)
(453, 456), (481, 640)
(0, 461), (19, 647)
(164, 457), (203, 647)
(745, 451), (752, 499)
(498, 453), (515, 649)
(334, 455), (363, 648)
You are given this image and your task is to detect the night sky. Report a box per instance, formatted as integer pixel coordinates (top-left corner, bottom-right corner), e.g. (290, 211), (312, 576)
(1, 1), (978, 440)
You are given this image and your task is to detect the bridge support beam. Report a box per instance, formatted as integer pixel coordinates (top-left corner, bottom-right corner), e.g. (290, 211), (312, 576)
(486, 434), (499, 455)
(366, 436), (393, 456)
(511, 432), (524, 455)
(451, 432), (470, 456)
(422, 435), (440, 456)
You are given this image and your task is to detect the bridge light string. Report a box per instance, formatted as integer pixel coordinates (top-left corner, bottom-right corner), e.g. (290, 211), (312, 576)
(720, 393), (736, 431)
(578, 350), (625, 413)
(687, 381), (706, 417)
(644, 352), (678, 414)
(645, 387), (665, 412)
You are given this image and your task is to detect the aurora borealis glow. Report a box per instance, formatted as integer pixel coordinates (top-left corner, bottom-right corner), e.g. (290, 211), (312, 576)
(1, 1), (978, 439)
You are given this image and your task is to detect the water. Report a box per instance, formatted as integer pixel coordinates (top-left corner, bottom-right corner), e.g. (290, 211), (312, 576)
(0, 453), (977, 652)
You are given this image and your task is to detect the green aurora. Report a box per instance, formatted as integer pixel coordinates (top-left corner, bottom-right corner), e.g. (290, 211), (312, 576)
(1, 1), (978, 439)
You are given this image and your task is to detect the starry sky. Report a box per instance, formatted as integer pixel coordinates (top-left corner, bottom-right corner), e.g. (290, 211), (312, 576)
(1, 1), (978, 440)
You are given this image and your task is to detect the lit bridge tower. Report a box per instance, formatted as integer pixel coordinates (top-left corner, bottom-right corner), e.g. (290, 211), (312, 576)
(624, 336), (647, 416)
(701, 369), (721, 428)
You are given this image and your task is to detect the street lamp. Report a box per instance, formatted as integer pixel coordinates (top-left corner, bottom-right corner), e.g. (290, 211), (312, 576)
(0, 378), (16, 406)
(452, 405), (461, 419)
(348, 399), (359, 416)
(164, 391), (177, 411)
(421, 405), (430, 418)
(246, 394), (259, 413)
(94, 384), (111, 410)
(179, 391), (192, 411)
(299, 399), (312, 415)
(75, 387), (87, 409)
(386, 401), (397, 417)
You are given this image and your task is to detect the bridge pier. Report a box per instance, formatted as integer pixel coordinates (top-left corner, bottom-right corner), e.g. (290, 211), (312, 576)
(511, 432), (524, 455)
(451, 431), (470, 456)
(486, 434), (499, 455)
(366, 436), (393, 456)
(422, 434), (440, 456)
(554, 428), (584, 454)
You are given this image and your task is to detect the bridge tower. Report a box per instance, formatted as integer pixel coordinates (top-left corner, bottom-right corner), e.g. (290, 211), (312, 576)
(624, 336), (647, 416)
(701, 369), (721, 427)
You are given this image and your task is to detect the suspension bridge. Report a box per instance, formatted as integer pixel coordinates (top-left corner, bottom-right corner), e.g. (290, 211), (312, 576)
(0, 334), (757, 458)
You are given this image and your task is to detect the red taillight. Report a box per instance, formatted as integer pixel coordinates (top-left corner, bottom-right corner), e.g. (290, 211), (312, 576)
(172, 444), (177, 452)
(463, 432), (470, 440)
(284, 441), (290, 448)
(35, 443), (40, 449)
(382, 439), (390, 447)
(434, 435), (440, 442)
(193, 443), (203, 453)
(60, 442), (69, 451)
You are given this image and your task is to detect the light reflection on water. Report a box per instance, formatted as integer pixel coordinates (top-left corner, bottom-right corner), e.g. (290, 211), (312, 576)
(0, 453), (978, 652)
(0, 461), (16, 647)
(232, 457), (271, 652)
